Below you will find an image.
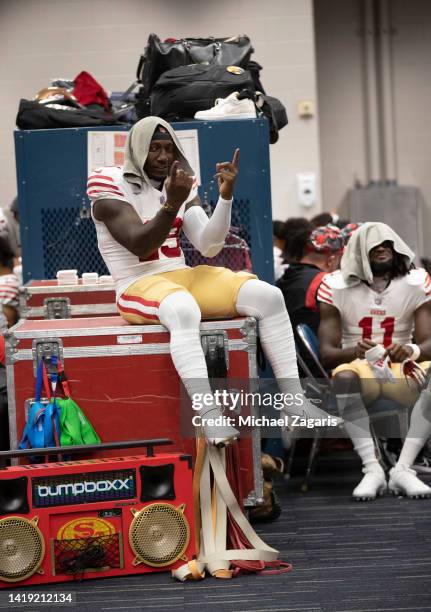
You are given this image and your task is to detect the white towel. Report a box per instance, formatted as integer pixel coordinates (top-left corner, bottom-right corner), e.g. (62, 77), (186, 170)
(340, 221), (414, 286)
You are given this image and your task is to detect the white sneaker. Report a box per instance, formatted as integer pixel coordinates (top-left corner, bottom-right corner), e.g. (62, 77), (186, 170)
(388, 465), (431, 498)
(194, 92), (256, 120)
(353, 463), (387, 501)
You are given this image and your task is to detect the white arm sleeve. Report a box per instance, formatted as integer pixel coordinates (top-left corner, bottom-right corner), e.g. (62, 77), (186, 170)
(182, 197), (232, 257)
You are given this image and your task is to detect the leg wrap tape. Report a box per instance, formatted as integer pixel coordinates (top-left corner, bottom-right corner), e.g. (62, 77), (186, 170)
(172, 441), (281, 581)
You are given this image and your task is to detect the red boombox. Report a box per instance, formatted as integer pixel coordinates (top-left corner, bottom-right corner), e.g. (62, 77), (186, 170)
(0, 440), (196, 588)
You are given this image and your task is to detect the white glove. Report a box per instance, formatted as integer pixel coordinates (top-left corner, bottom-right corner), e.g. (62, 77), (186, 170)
(365, 344), (396, 384)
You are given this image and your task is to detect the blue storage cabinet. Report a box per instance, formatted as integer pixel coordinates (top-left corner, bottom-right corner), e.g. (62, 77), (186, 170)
(14, 119), (274, 284)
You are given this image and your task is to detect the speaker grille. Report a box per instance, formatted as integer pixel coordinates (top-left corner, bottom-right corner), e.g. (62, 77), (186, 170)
(0, 517), (44, 582)
(129, 503), (189, 568)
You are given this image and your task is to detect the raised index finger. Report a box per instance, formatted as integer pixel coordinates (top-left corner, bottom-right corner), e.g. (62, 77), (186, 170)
(232, 148), (240, 168)
(169, 160), (179, 179)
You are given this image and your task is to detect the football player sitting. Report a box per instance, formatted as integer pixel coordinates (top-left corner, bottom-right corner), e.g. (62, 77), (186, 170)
(318, 222), (431, 500)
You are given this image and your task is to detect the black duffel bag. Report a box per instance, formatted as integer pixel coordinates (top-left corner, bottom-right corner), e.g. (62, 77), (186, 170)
(150, 64), (255, 120)
(16, 99), (125, 130)
(138, 33), (253, 93)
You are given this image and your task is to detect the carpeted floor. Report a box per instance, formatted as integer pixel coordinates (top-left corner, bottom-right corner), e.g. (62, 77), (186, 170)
(2, 452), (431, 612)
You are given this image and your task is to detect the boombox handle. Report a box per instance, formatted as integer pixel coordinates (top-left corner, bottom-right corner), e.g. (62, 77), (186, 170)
(0, 438), (173, 468)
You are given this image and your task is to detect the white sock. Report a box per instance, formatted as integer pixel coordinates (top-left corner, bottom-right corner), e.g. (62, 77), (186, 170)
(396, 387), (431, 468)
(158, 291), (238, 443)
(336, 392), (378, 467)
(158, 291), (207, 384)
(236, 279), (335, 421)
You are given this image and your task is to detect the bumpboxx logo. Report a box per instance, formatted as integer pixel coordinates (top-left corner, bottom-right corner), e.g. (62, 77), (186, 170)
(32, 470), (137, 507)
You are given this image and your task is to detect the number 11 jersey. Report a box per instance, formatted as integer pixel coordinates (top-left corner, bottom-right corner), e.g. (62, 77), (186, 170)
(317, 269), (431, 348)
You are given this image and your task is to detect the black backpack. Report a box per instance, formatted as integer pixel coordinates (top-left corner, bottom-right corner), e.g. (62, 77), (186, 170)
(150, 64), (255, 121)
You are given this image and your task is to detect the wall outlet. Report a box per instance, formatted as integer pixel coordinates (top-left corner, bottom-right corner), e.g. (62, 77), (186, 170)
(298, 100), (315, 118)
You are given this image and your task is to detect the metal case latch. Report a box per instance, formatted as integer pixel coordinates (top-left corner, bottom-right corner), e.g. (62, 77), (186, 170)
(43, 297), (71, 319)
(200, 330), (229, 375)
(32, 339), (64, 375)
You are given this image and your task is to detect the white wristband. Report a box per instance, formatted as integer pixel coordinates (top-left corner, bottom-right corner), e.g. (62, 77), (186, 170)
(406, 343), (421, 361)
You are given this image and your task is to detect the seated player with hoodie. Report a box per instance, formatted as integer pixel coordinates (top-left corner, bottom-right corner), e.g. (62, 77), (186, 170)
(318, 222), (431, 500)
(87, 116), (341, 446)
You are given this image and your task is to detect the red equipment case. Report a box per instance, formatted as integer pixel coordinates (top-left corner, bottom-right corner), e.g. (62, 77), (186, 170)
(0, 442), (196, 587)
(6, 316), (262, 506)
(20, 279), (117, 320)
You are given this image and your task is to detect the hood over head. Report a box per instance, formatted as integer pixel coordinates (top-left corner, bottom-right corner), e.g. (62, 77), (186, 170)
(340, 221), (414, 284)
(122, 116), (193, 192)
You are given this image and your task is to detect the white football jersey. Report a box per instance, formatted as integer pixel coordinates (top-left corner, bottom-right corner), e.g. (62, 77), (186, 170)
(87, 166), (198, 298)
(317, 269), (431, 348)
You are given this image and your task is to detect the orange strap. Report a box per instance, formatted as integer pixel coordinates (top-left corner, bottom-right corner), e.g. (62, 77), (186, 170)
(188, 560), (205, 580)
(193, 436), (206, 554)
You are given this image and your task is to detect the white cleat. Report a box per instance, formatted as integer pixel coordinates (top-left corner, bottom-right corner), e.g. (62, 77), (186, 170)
(199, 406), (240, 447)
(388, 465), (431, 499)
(353, 463), (387, 501)
(203, 423), (240, 448)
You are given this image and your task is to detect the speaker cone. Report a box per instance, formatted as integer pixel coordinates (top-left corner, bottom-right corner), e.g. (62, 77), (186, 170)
(0, 477), (29, 515)
(139, 464), (175, 501)
(129, 503), (189, 567)
(0, 516), (44, 582)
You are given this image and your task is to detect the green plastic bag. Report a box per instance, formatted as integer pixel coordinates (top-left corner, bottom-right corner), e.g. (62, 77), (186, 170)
(57, 397), (101, 446)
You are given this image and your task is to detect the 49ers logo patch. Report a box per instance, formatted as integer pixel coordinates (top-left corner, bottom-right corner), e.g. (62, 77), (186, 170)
(57, 517), (115, 541)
